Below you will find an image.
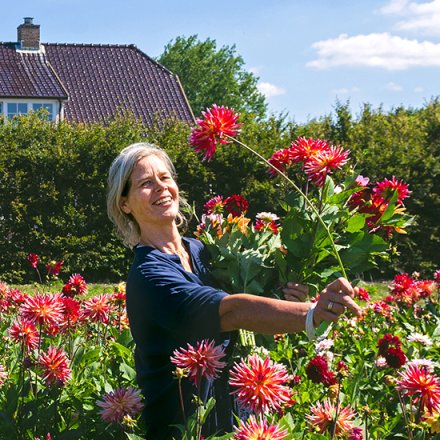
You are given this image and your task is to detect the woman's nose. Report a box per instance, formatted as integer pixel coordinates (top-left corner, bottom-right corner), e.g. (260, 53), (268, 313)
(155, 178), (168, 191)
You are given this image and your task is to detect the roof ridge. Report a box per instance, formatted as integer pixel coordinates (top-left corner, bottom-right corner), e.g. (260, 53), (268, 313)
(43, 42), (138, 48)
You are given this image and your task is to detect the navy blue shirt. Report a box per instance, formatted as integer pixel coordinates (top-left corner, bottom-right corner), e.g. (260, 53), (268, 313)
(126, 237), (235, 439)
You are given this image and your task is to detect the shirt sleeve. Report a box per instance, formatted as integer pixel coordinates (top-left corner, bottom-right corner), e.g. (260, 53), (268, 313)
(135, 256), (228, 341)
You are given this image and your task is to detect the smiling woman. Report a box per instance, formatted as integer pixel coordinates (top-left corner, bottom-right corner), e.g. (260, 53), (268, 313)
(106, 142), (361, 439)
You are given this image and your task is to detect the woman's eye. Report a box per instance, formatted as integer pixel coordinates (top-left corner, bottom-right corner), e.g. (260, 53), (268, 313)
(142, 180), (152, 186)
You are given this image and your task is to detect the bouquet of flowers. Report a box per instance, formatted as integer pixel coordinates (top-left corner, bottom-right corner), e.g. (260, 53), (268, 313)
(190, 105), (414, 298)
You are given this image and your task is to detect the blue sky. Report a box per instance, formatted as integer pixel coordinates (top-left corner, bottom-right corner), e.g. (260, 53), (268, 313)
(2, 0), (439, 122)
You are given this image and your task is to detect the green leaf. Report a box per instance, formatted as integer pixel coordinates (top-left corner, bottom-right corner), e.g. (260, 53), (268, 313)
(346, 214), (366, 232)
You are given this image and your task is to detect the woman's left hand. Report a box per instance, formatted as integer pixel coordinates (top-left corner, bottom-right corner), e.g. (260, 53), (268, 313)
(283, 282), (309, 302)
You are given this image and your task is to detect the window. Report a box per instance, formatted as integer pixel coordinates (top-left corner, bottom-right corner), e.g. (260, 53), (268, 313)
(32, 103), (54, 120)
(7, 102), (28, 119)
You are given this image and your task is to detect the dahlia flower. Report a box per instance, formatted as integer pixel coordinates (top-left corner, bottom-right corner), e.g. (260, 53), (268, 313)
(397, 365), (440, 412)
(355, 287), (370, 302)
(97, 387), (144, 424)
(9, 318), (39, 350)
(304, 145), (350, 187)
(229, 354), (293, 414)
(233, 415), (288, 440)
(434, 269), (440, 285)
(81, 294), (113, 324)
(224, 194), (249, 217)
(20, 293), (64, 327)
(372, 176), (411, 205)
(408, 332), (433, 347)
(27, 253), (39, 268)
(407, 358), (437, 373)
(267, 148), (294, 176)
(171, 339), (226, 387)
(190, 104), (241, 160)
(305, 355), (337, 387)
(45, 260), (63, 276)
(385, 347), (406, 369)
(62, 273), (87, 297)
(61, 297), (81, 327)
(39, 346), (71, 385)
(204, 195), (224, 214)
(377, 334), (402, 357)
(423, 407), (440, 433)
(306, 398), (356, 435)
(290, 137), (330, 163)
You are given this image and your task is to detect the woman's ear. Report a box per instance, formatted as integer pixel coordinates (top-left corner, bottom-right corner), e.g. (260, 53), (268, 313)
(120, 197), (131, 214)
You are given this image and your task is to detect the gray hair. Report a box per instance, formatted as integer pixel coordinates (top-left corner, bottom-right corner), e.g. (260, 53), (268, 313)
(107, 142), (189, 247)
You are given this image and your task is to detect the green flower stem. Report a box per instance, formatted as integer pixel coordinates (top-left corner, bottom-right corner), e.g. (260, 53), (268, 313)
(225, 135), (348, 279)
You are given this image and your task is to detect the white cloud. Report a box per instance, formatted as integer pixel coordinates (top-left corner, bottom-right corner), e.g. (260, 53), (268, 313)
(379, 0), (440, 36)
(307, 32), (440, 70)
(257, 82), (287, 97)
(248, 66), (262, 75)
(332, 86), (361, 95)
(386, 81), (403, 91)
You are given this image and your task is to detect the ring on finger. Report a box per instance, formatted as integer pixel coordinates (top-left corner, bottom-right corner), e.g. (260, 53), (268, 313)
(327, 301), (334, 311)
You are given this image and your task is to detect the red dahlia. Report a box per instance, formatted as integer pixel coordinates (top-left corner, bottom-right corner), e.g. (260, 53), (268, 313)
(305, 355), (337, 387)
(27, 253), (40, 269)
(224, 195), (249, 217)
(372, 176), (411, 205)
(39, 346), (71, 385)
(20, 293), (64, 327)
(203, 195), (225, 214)
(233, 415), (288, 440)
(229, 354), (293, 414)
(190, 104), (241, 161)
(9, 318), (39, 350)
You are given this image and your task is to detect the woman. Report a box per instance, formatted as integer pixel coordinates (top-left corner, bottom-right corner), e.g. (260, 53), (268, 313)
(107, 142), (361, 439)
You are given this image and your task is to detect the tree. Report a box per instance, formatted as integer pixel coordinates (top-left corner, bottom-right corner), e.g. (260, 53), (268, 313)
(157, 35), (267, 119)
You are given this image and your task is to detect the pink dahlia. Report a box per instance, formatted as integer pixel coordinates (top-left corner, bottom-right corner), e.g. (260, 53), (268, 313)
(397, 365), (440, 412)
(372, 176), (411, 205)
(229, 354), (293, 414)
(20, 293), (64, 327)
(39, 346), (71, 385)
(204, 195), (225, 214)
(233, 415), (288, 440)
(97, 387), (144, 424)
(355, 287), (370, 302)
(224, 195), (249, 217)
(434, 269), (440, 285)
(190, 104), (241, 160)
(81, 294), (113, 324)
(306, 398), (356, 435)
(171, 339), (226, 387)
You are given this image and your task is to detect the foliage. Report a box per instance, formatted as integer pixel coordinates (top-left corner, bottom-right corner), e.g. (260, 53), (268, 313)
(157, 35), (267, 119)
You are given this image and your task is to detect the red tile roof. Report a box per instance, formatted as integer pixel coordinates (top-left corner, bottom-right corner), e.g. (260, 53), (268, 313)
(0, 42), (194, 125)
(0, 43), (68, 99)
(44, 43), (194, 125)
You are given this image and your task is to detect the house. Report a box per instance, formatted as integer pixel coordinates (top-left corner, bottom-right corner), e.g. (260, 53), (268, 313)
(0, 17), (194, 125)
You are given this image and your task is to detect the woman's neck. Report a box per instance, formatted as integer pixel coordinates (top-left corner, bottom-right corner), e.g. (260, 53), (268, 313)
(139, 223), (183, 255)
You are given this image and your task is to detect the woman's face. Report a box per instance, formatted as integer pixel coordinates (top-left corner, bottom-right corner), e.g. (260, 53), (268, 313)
(120, 154), (179, 228)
